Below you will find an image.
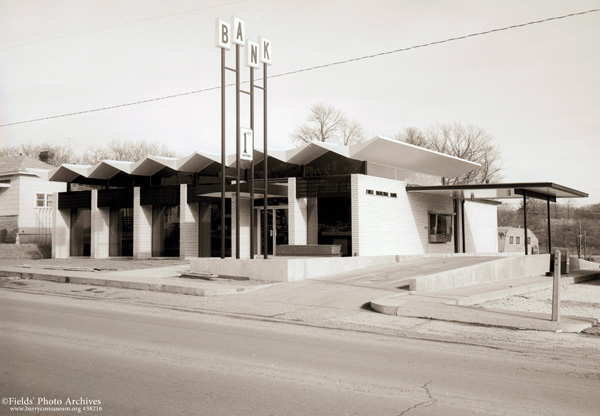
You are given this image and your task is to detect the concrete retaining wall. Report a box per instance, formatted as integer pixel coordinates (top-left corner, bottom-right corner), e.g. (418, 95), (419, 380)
(410, 254), (551, 292)
(569, 256), (600, 271)
(190, 255), (398, 282)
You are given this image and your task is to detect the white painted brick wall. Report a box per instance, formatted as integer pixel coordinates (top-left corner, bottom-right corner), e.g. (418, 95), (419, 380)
(351, 174), (456, 256)
(231, 195), (252, 259)
(90, 190), (110, 259)
(287, 177), (308, 245)
(464, 200), (498, 253)
(52, 192), (70, 259)
(180, 184), (199, 258)
(133, 187), (152, 259)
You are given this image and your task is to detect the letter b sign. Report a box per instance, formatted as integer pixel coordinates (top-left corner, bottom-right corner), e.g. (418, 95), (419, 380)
(215, 19), (231, 49)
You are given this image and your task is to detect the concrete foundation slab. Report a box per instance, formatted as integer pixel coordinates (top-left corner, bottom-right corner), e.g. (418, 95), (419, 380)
(189, 256), (399, 282)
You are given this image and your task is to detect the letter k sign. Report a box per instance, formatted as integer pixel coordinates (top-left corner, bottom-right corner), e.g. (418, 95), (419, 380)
(259, 36), (272, 65)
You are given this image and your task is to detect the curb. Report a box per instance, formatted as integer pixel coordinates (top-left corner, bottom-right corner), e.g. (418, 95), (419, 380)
(0, 267), (248, 297)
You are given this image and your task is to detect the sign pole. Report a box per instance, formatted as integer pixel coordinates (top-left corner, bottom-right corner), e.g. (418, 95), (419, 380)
(551, 250), (561, 322)
(263, 61), (268, 259)
(235, 43), (241, 259)
(220, 48), (226, 259)
(250, 67), (255, 259)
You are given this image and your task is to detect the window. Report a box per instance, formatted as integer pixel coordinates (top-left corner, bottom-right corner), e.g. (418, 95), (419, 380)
(516, 237), (521, 244)
(35, 193), (51, 207)
(510, 236), (514, 244)
(428, 212), (452, 243)
(527, 237), (531, 245)
(35, 193), (54, 208)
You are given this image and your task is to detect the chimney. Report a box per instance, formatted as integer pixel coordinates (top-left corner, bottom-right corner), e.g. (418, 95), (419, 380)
(39, 151), (55, 165)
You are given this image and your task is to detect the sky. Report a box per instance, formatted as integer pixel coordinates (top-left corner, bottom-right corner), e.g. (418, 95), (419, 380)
(1, 0), (599, 204)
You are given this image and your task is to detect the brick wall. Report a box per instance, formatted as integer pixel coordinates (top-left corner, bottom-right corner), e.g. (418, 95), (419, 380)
(287, 177), (308, 245)
(180, 184), (199, 258)
(52, 192), (70, 258)
(133, 187), (152, 259)
(90, 190), (110, 258)
(231, 195), (252, 259)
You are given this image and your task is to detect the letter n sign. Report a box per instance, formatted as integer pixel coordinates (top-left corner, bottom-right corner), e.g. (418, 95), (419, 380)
(245, 40), (259, 68)
(215, 19), (230, 49)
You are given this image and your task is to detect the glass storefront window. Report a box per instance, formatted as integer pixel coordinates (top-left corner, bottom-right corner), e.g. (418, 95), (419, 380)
(152, 205), (180, 257)
(109, 207), (133, 257)
(70, 208), (91, 256)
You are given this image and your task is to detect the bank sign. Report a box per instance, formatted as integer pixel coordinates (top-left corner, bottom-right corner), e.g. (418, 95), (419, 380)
(215, 17), (272, 67)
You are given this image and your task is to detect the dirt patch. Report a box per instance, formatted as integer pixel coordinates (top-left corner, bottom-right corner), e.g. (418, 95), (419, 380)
(477, 278), (600, 322)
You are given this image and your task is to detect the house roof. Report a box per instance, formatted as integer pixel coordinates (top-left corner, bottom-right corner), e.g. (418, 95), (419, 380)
(48, 137), (480, 182)
(0, 155), (55, 176)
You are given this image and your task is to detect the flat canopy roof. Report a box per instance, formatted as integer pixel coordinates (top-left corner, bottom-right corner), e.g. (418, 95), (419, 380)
(406, 182), (588, 202)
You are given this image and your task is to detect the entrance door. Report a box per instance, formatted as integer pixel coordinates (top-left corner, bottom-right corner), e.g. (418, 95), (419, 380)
(257, 207), (288, 256)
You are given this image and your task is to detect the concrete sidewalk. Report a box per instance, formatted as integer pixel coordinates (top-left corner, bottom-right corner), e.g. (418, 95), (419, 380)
(0, 264), (271, 297)
(1, 261), (598, 333)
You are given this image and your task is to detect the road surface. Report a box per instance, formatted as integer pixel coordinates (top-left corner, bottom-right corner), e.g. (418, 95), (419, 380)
(1, 289), (598, 415)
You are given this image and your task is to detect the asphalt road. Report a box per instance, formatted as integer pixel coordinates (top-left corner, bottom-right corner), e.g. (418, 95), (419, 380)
(1, 290), (598, 416)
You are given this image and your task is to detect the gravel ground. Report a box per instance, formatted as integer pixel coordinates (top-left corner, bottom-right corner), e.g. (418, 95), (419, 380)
(478, 278), (600, 321)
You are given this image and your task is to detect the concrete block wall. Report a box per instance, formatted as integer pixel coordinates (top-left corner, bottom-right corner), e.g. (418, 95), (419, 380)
(52, 192), (70, 259)
(90, 190), (110, 259)
(231, 195), (252, 259)
(464, 200), (498, 253)
(133, 187), (152, 259)
(179, 184), (199, 258)
(287, 177), (308, 245)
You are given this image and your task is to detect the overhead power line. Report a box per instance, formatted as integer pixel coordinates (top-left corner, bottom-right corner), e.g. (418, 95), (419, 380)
(0, 0), (249, 51)
(1, 8), (598, 128)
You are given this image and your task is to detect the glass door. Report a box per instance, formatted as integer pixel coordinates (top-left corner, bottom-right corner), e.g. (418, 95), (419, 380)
(257, 207), (288, 256)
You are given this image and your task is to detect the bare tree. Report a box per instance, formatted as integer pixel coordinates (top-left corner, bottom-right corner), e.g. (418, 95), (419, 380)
(395, 123), (502, 185)
(339, 118), (366, 145)
(291, 103), (365, 145)
(80, 139), (177, 164)
(0, 142), (78, 166)
(393, 127), (427, 148)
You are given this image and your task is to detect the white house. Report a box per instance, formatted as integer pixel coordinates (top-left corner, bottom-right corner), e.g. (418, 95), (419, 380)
(498, 227), (539, 254)
(0, 154), (66, 244)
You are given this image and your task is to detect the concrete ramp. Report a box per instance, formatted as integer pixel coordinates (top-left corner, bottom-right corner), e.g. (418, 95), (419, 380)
(407, 254), (550, 292)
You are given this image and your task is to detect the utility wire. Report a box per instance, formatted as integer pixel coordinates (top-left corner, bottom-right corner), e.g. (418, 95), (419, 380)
(1, 8), (598, 128)
(0, 0), (249, 51)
